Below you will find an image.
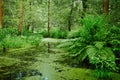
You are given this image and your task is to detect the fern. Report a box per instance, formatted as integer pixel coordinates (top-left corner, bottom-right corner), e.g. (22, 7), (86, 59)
(59, 15), (118, 72)
(86, 42), (117, 71)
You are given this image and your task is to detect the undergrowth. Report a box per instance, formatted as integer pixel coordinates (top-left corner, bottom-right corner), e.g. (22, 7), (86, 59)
(58, 15), (119, 78)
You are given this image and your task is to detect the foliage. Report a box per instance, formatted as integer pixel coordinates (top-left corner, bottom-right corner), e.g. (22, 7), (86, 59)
(0, 28), (42, 52)
(87, 42), (116, 69)
(0, 36), (27, 48)
(59, 15), (117, 73)
(109, 0), (120, 26)
(49, 27), (68, 39)
(0, 28), (17, 39)
(39, 29), (48, 37)
(39, 27), (68, 39)
(24, 33), (42, 46)
(2, 0), (120, 32)
(108, 26), (120, 51)
(67, 29), (81, 38)
(3, 0), (19, 28)
(94, 70), (112, 79)
(107, 26), (120, 70)
(68, 15), (107, 40)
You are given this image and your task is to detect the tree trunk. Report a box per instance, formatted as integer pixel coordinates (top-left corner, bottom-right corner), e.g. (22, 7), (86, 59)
(48, 0), (50, 37)
(18, 0), (23, 35)
(103, 0), (109, 14)
(26, 2), (31, 31)
(82, 0), (87, 18)
(0, 0), (3, 29)
(31, 20), (34, 33)
(48, 0), (51, 53)
(68, 0), (74, 31)
(3, 47), (6, 53)
(82, 0), (87, 12)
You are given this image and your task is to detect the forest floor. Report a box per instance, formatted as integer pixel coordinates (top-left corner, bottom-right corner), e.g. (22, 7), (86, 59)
(0, 38), (120, 80)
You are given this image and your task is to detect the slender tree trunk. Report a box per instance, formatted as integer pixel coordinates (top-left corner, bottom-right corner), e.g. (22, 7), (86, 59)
(30, 1), (34, 32)
(3, 47), (6, 53)
(103, 0), (109, 14)
(26, 2), (32, 30)
(31, 20), (34, 33)
(68, 0), (74, 31)
(48, 0), (50, 37)
(0, 0), (3, 29)
(82, 0), (87, 12)
(18, 0), (23, 35)
(48, 0), (50, 53)
(82, 0), (87, 18)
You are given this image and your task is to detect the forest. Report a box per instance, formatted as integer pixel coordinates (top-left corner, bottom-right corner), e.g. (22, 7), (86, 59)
(0, 0), (120, 80)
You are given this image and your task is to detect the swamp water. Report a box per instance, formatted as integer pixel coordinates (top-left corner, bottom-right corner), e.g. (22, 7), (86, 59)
(0, 38), (120, 80)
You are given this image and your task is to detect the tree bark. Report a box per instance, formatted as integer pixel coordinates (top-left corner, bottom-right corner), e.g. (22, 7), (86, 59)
(0, 0), (3, 29)
(3, 47), (6, 53)
(18, 0), (23, 35)
(26, 2), (32, 31)
(103, 0), (109, 14)
(68, 0), (74, 31)
(82, 0), (87, 12)
(48, 0), (50, 37)
(48, 0), (51, 53)
(82, 0), (87, 18)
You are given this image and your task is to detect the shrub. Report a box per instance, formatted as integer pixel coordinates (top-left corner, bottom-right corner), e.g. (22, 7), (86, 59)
(0, 28), (42, 52)
(39, 27), (68, 39)
(0, 28), (17, 40)
(39, 29), (48, 37)
(49, 27), (68, 39)
(0, 36), (27, 48)
(25, 33), (42, 46)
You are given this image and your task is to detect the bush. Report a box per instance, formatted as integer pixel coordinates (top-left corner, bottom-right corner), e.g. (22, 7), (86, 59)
(39, 27), (68, 39)
(0, 36), (27, 48)
(0, 28), (42, 52)
(67, 29), (81, 38)
(25, 33), (42, 46)
(49, 27), (68, 39)
(0, 28), (17, 40)
(39, 29), (48, 37)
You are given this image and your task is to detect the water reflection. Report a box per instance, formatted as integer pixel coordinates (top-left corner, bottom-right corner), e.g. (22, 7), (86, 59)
(0, 68), (43, 80)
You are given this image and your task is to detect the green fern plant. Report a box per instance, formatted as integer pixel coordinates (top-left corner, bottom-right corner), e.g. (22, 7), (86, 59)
(58, 15), (117, 74)
(87, 42), (116, 71)
(107, 26), (120, 71)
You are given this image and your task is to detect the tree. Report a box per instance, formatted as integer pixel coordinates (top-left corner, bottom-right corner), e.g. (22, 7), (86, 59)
(0, 0), (3, 29)
(82, 0), (87, 18)
(103, 0), (109, 14)
(29, 1), (34, 33)
(26, 1), (32, 31)
(82, 0), (87, 13)
(18, 0), (23, 35)
(68, 0), (74, 31)
(48, 0), (50, 37)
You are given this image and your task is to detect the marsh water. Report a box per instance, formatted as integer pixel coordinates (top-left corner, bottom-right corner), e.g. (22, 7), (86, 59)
(0, 38), (120, 80)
